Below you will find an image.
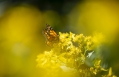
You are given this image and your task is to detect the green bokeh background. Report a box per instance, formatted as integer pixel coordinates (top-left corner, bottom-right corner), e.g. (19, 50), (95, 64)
(0, 0), (119, 77)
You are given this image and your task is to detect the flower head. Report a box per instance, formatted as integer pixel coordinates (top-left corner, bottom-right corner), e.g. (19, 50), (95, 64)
(36, 32), (116, 77)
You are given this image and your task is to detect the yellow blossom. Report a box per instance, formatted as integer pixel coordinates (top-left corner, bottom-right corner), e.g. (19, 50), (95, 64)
(36, 32), (116, 77)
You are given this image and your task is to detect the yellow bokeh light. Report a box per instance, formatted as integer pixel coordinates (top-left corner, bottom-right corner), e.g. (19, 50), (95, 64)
(68, 1), (119, 44)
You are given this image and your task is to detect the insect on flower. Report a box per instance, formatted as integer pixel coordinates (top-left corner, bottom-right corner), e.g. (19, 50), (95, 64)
(42, 24), (59, 46)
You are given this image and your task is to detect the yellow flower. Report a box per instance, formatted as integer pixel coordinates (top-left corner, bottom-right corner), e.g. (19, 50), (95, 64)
(36, 32), (116, 77)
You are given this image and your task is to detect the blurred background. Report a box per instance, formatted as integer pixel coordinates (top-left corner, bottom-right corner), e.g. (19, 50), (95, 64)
(0, 0), (119, 77)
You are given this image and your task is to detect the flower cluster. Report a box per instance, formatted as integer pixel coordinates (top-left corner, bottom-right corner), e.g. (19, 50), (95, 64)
(36, 32), (116, 77)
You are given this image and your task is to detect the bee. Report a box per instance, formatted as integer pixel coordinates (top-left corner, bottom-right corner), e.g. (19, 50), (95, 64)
(42, 24), (59, 46)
